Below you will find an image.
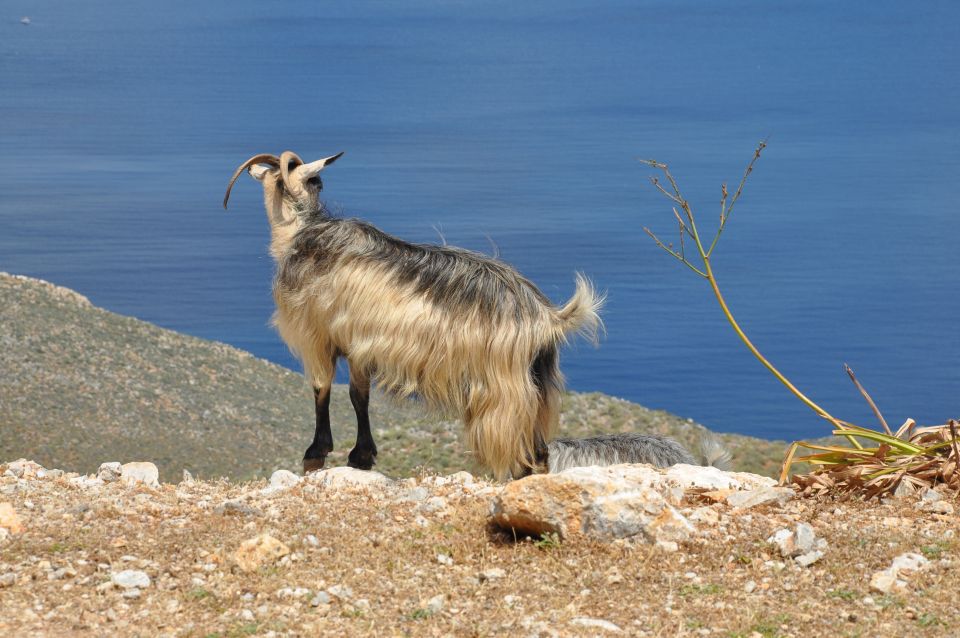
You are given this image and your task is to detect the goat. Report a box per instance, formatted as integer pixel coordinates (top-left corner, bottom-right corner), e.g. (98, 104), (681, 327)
(223, 150), (603, 480)
(545, 433), (732, 473)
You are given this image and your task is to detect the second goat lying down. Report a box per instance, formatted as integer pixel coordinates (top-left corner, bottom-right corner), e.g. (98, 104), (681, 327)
(545, 433), (732, 473)
(223, 150), (603, 480)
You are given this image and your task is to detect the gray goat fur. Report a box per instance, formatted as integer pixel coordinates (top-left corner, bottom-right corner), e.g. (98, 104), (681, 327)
(545, 433), (732, 473)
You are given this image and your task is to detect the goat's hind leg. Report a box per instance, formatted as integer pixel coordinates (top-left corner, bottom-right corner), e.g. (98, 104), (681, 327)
(303, 354), (337, 474)
(346, 363), (378, 470)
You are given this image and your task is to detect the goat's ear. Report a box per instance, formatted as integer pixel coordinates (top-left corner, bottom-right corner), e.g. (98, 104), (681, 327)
(248, 164), (271, 182)
(299, 152), (345, 179)
(321, 151), (344, 168)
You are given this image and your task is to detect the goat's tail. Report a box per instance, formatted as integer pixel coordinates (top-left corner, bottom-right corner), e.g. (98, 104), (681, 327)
(556, 273), (605, 344)
(699, 436), (733, 471)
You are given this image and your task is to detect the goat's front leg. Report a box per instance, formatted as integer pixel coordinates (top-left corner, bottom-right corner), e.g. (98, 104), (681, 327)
(347, 364), (377, 470)
(303, 386), (333, 474)
(303, 352), (337, 474)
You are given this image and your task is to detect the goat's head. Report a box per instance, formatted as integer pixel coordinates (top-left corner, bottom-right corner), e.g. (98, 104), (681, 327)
(223, 150), (344, 224)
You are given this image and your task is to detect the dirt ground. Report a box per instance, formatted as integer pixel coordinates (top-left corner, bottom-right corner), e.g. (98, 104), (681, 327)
(1, 463), (958, 638)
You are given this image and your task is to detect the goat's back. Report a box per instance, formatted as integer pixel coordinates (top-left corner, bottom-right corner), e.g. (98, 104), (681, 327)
(272, 213), (565, 409)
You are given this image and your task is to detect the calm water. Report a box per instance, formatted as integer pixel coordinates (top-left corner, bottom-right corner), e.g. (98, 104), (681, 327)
(2, 1), (958, 441)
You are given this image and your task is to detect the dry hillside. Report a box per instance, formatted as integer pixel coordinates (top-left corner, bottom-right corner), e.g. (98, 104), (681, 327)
(0, 272), (787, 482)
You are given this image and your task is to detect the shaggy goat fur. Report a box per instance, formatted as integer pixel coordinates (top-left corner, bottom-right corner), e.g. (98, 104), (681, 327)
(546, 433), (732, 473)
(224, 150), (603, 480)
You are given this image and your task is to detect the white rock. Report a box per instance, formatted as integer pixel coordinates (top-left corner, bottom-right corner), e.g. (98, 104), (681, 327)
(795, 550), (824, 567)
(437, 553), (453, 566)
(744, 580), (757, 594)
(869, 570), (904, 594)
(491, 465), (697, 543)
(120, 462), (160, 488)
(919, 500), (955, 515)
(726, 487), (795, 510)
(395, 487), (429, 503)
(890, 552), (929, 575)
(688, 507), (720, 525)
(262, 470), (301, 495)
(868, 553), (929, 594)
(4, 459), (46, 479)
(479, 568), (506, 581)
(663, 464), (776, 491)
(98, 462), (123, 483)
(240, 609), (255, 621)
(768, 523), (822, 558)
(570, 617), (622, 633)
(111, 570), (151, 590)
(51, 567), (76, 580)
(448, 471), (475, 485)
(424, 594), (445, 614)
(70, 475), (104, 490)
(794, 523), (817, 553)
(327, 584), (353, 601)
(307, 467), (392, 489)
(419, 496), (449, 514)
(310, 591), (331, 607)
(276, 586), (311, 599)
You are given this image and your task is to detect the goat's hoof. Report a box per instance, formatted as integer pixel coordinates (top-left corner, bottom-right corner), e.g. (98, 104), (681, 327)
(303, 457), (327, 474)
(347, 448), (377, 471)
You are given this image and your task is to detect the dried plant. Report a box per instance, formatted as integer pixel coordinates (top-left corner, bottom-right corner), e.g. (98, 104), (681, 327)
(642, 144), (958, 499)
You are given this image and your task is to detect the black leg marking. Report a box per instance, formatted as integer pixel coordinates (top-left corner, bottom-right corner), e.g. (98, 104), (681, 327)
(303, 386), (333, 474)
(347, 373), (377, 470)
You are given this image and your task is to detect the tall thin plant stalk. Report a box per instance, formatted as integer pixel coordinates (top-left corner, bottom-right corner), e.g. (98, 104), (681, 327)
(641, 144), (859, 444)
(641, 144), (960, 497)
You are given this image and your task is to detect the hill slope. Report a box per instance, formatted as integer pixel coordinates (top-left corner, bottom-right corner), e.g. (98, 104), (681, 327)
(0, 273), (789, 481)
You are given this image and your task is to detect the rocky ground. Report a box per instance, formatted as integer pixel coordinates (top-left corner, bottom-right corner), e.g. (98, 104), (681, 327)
(2, 458), (958, 638)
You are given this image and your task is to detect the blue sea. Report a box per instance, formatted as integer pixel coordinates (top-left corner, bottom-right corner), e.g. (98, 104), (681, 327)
(2, 1), (958, 441)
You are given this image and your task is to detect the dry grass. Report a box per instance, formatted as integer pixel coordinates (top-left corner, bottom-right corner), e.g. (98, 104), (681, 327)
(2, 466), (959, 637)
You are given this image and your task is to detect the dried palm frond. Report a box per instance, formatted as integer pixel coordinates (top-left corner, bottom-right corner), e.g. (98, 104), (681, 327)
(786, 419), (960, 500)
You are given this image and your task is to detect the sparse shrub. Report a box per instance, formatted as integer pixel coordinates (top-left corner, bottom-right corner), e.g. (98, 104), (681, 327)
(533, 532), (561, 550)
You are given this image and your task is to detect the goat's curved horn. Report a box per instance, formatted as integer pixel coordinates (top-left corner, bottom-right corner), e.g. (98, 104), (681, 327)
(223, 153), (280, 209)
(279, 150), (304, 187)
(299, 152), (345, 178)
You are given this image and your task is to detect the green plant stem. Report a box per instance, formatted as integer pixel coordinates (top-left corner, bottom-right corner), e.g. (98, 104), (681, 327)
(698, 257), (861, 447)
(682, 213), (831, 421)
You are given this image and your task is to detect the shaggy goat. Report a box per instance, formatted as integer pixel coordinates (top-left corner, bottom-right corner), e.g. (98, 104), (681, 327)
(223, 150), (603, 479)
(545, 433), (732, 473)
